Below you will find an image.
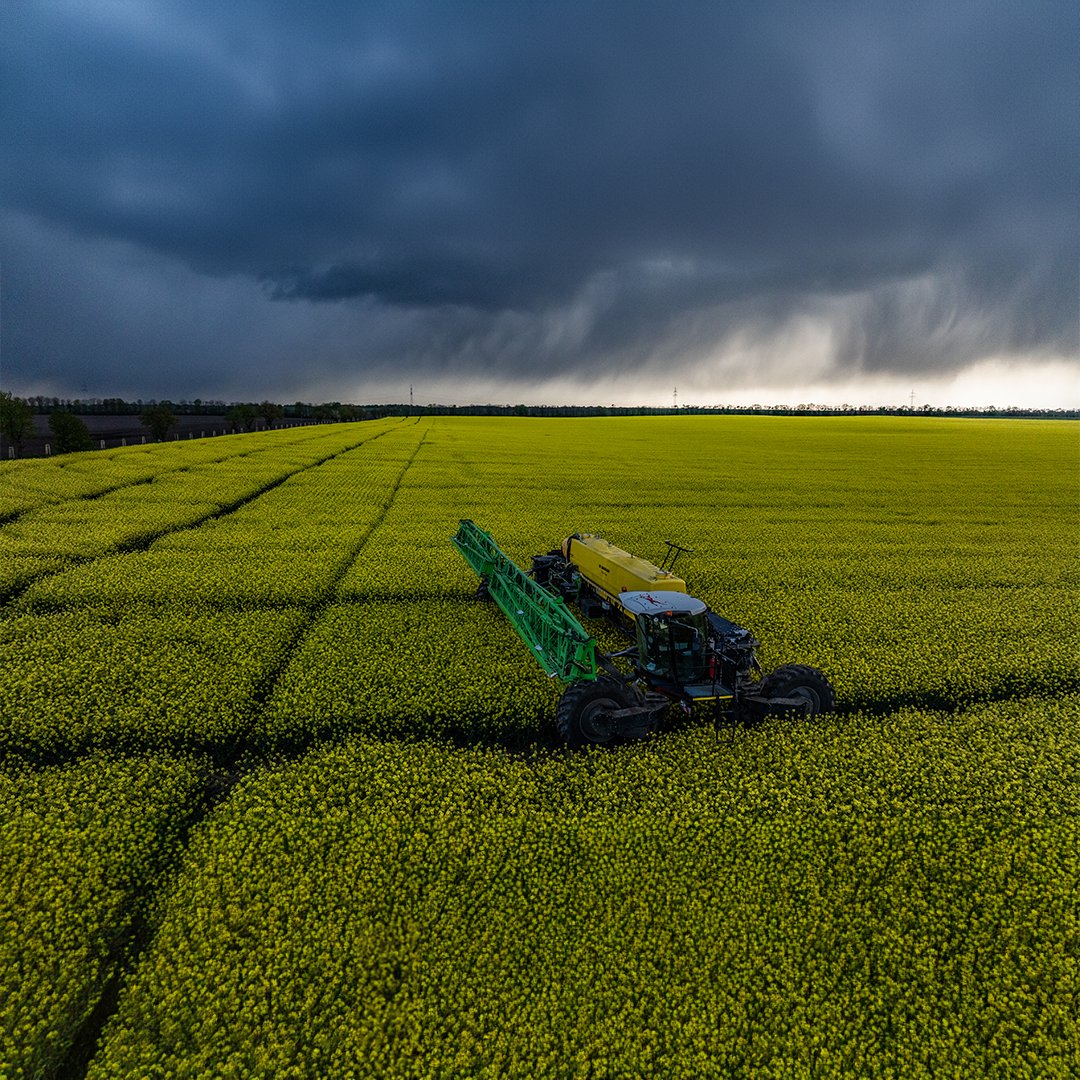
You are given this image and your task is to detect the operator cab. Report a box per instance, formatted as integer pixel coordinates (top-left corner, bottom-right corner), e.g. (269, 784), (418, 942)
(621, 591), (725, 699)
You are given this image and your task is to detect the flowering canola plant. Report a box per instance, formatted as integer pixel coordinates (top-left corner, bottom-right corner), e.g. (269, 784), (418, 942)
(0, 753), (206, 1079)
(0, 414), (1077, 1075)
(89, 703), (1079, 1078)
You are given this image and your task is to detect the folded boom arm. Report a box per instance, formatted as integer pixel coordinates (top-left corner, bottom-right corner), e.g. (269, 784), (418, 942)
(452, 519), (598, 684)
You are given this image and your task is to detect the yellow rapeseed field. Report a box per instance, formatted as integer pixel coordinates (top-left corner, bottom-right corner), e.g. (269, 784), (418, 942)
(1, 415), (1077, 1077)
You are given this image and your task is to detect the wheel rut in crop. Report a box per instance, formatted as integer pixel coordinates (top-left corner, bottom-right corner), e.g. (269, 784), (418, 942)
(831, 680), (1080, 719)
(28, 679), (1078, 1077)
(56, 753), (250, 1079)
(241, 423), (432, 720)
(0, 478), (161, 528)
(48, 422), (433, 1080)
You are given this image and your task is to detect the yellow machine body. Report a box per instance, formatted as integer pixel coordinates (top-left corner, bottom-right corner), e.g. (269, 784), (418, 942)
(563, 534), (687, 615)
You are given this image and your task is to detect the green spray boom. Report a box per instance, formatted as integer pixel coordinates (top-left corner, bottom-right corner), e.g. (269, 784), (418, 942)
(452, 519), (598, 684)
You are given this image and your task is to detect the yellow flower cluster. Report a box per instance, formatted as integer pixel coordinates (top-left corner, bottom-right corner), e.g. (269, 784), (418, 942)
(1, 420), (395, 519)
(0, 554), (70, 599)
(1, 421), (431, 755)
(0, 606), (309, 756)
(13, 422), (418, 589)
(0, 753), (205, 1080)
(1, 419), (401, 563)
(260, 600), (559, 743)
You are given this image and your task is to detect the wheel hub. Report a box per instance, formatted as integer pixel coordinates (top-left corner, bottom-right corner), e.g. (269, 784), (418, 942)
(578, 697), (620, 742)
(788, 685), (821, 711)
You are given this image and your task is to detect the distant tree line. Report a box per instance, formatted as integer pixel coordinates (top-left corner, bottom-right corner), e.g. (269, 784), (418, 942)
(15, 395), (1077, 421)
(0, 392), (34, 454)
(394, 403), (1080, 419)
(1, 391), (1074, 457)
(16, 397), (390, 421)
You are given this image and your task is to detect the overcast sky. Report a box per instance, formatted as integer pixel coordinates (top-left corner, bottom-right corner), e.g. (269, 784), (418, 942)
(1, 0), (1077, 407)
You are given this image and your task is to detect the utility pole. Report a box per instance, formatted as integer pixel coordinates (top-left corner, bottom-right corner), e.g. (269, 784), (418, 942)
(673, 386), (678, 409)
(410, 384), (413, 413)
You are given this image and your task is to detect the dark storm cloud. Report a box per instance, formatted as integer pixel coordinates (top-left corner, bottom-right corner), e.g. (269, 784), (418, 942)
(1, 0), (1076, 395)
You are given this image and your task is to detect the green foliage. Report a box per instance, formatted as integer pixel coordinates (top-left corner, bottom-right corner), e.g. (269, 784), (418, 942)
(226, 403), (258, 431)
(47, 411), (94, 453)
(139, 403), (176, 441)
(0, 391), (33, 454)
(258, 400), (284, 427)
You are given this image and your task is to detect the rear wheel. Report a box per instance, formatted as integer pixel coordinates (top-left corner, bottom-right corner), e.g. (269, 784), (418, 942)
(756, 664), (835, 716)
(556, 678), (637, 748)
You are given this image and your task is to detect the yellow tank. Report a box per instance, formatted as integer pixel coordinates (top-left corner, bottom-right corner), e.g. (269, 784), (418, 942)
(563, 533), (687, 614)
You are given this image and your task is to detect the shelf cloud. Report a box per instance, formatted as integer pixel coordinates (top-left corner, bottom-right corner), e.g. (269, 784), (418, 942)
(1, 1), (1076, 403)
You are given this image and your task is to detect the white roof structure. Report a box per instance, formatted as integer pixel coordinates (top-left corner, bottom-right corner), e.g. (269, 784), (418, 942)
(620, 591), (707, 617)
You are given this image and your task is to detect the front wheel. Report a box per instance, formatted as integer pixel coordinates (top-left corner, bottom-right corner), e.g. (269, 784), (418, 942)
(556, 678), (637, 748)
(755, 664), (835, 716)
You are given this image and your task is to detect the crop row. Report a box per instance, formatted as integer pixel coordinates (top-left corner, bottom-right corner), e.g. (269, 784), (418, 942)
(23, 574), (1066, 760)
(0, 606), (310, 756)
(260, 600), (559, 745)
(12, 423), (422, 610)
(215, 412), (1076, 721)
(0, 753), (207, 1080)
(0, 598), (555, 759)
(0, 418), (401, 566)
(2, 416), (1076, 1077)
(87, 696), (1080, 1077)
(0, 420), (394, 520)
(0, 425), (430, 757)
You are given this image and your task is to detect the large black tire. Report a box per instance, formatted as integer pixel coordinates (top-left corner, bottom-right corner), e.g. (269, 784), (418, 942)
(756, 664), (835, 716)
(557, 678), (637, 748)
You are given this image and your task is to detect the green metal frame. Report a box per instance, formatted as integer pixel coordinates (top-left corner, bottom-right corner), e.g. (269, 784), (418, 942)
(452, 519), (597, 684)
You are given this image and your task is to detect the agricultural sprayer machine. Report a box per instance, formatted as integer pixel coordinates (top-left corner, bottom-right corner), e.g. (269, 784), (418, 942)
(452, 520), (835, 747)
